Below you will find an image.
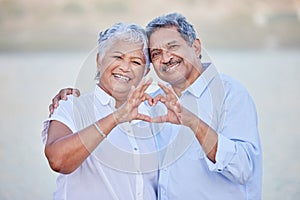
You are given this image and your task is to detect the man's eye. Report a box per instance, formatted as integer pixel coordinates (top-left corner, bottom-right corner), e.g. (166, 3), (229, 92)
(169, 45), (178, 50)
(151, 51), (161, 59)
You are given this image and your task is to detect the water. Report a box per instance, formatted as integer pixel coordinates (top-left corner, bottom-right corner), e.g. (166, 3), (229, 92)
(0, 49), (299, 199)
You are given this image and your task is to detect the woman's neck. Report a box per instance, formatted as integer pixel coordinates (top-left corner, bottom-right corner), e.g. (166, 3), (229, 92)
(115, 98), (126, 108)
(98, 83), (128, 108)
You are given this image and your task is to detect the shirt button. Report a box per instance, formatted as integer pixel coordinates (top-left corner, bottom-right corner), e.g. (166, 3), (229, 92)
(134, 147), (138, 151)
(137, 194), (142, 200)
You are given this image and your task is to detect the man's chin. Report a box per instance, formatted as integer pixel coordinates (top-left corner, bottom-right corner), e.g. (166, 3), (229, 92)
(159, 71), (185, 83)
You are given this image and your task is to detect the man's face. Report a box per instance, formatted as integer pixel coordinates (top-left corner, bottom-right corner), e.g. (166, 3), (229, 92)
(97, 38), (147, 96)
(149, 26), (201, 85)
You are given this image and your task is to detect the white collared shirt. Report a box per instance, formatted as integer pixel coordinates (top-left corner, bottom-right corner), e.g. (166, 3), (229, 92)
(42, 85), (159, 200)
(149, 63), (262, 200)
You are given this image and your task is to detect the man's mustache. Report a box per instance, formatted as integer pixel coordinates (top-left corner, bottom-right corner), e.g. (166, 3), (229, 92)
(161, 59), (181, 72)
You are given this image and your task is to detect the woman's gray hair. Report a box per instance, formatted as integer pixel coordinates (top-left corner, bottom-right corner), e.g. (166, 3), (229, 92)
(146, 13), (197, 46)
(98, 22), (150, 67)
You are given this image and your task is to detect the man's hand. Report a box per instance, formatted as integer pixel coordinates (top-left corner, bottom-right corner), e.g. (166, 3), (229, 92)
(151, 83), (197, 128)
(49, 88), (80, 117)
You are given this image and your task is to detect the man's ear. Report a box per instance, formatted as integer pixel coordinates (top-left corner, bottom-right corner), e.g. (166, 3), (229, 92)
(192, 38), (201, 58)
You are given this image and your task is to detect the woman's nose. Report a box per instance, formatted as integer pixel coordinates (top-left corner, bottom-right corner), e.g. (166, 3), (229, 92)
(118, 61), (131, 71)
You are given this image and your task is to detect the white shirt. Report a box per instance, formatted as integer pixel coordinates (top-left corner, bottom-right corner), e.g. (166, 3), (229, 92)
(149, 63), (262, 200)
(42, 85), (159, 200)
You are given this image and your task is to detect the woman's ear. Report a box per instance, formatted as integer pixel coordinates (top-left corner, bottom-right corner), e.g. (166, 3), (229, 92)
(94, 54), (101, 80)
(192, 38), (201, 58)
(96, 53), (101, 70)
(96, 53), (100, 64)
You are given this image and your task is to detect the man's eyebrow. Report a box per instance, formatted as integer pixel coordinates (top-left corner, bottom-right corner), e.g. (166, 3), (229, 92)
(166, 41), (177, 46)
(150, 40), (178, 52)
(150, 48), (160, 53)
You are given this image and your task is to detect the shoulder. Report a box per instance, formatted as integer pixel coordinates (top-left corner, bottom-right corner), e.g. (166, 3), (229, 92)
(220, 74), (250, 97)
(220, 74), (256, 110)
(51, 95), (79, 118)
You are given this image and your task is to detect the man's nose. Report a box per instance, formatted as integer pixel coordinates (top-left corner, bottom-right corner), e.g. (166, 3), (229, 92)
(161, 50), (173, 64)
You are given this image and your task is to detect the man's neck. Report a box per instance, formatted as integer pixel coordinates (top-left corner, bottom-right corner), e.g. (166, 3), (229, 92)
(172, 64), (204, 97)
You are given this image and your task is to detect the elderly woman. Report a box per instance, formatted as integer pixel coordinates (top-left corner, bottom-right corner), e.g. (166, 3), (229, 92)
(42, 23), (158, 200)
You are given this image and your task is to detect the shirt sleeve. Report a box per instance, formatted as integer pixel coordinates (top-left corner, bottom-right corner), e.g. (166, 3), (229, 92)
(204, 80), (262, 184)
(41, 95), (76, 145)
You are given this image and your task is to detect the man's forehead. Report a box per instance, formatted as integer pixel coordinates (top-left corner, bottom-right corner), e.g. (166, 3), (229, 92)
(149, 28), (181, 49)
(149, 40), (178, 50)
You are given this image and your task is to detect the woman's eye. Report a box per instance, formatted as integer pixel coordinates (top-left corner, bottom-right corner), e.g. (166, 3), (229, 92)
(113, 56), (122, 60)
(132, 61), (141, 65)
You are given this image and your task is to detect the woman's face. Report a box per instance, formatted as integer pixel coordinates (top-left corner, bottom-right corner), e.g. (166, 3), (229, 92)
(97, 38), (148, 97)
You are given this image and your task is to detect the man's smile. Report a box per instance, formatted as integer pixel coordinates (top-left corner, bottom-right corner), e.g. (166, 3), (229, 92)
(162, 59), (182, 72)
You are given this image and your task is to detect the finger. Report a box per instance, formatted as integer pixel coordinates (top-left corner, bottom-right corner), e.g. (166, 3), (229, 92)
(153, 94), (166, 105)
(57, 89), (66, 101)
(52, 95), (60, 108)
(158, 83), (177, 102)
(135, 77), (147, 91)
(49, 104), (54, 116)
(127, 85), (137, 104)
(72, 88), (81, 97)
(128, 78), (144, 100)
(143, 93), (154, 106)
(174, 101), (182, 113)
(158, 82), (171, 95)
(140, 78), (153, 94)
(131, 79), (151, 100)
(135, 78), (152, 98)
(136, 113), (152, 122)
(127, 85), (136, 100)
(151, 115), (168, 123)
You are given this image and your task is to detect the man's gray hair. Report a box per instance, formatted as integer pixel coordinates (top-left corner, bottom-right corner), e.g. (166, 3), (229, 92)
(146, 13), (197, 46)
(98, 22), (150, 67)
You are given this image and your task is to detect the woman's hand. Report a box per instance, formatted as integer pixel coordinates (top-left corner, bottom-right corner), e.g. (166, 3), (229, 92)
(113, 78), (153, 123)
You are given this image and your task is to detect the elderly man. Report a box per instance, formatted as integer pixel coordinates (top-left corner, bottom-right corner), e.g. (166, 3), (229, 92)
(145, 13), (262, 200)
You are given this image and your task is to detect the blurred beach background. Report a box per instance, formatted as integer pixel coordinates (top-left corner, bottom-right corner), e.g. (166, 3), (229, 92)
(0, 0), (299, 199)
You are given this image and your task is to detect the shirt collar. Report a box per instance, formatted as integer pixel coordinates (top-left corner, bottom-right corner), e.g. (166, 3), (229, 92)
(94, 85), (116, 107)
(182, 62), (219, 98)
